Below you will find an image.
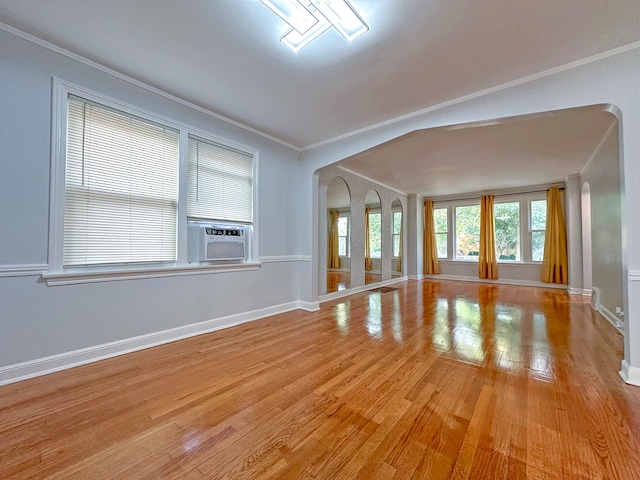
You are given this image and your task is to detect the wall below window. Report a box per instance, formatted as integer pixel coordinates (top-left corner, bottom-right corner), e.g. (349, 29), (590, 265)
(0, 29), (306, 382)
(430, 260), (553, 288)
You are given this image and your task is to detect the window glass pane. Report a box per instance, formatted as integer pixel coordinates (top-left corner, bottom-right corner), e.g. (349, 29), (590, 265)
(393, 235), (400, 257)
(338, 216), (348, 256)
(369, 212), (381, 258)
(338, 237), (347, 257)
(187, 137), (253, 223)
(64, 97), (179, 267)
(532, 231), (545, 262)
(434, 208), (448, 233)
(531, 200), (547, 230)
(494, 202), (520, 261)
(436, 233), (448, 258)
(393, 211), (402, 234)
(434, 207), (448, 258)
(338, 217), (348, 236)
(456, 205), (480, 260)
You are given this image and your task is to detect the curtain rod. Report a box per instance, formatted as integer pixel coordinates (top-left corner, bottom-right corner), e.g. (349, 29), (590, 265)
(426, 186), (564, 204)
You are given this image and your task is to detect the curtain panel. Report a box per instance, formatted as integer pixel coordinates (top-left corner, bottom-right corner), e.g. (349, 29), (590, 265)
(328, 210), (340, 269)
(478, 195), (498, 279)
(423, 200), (440, 275)
(541, 187), (568, 284)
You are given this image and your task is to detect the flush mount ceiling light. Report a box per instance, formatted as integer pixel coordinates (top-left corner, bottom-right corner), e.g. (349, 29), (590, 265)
(259, 0), (369, 52)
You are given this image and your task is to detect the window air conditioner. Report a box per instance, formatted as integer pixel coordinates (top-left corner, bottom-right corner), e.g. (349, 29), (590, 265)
(198, 226), (247, 262)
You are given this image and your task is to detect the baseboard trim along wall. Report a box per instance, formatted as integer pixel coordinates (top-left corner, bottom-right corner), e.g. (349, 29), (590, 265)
(318, 277), (408, 303)
(599, 305), (624, 334)
(620, 360), (640, 386)
(0, 299), (319, 386)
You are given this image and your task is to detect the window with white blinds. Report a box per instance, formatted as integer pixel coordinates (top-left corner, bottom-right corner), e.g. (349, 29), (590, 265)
(64, 96), (179, 267)
(187, 136), (254, 223)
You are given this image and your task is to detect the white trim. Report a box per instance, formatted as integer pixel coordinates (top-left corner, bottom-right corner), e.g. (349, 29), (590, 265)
(581, 120), (619, 176)
(42, 263), (261, 286)
(259, 255), (313, 263)
(599, 305), (625, 334)
(336, 165), (407, 196)
(297, 300), (320, 312)
(620, 360), (640, 387)
(319, 277), (408, 303)
(49, 78), (261, 274)
(302, 41), (640, 150)
(0, 22), (301, 151)
(582, 288), (592, 296)
(567, 286), (583, 295)
(0, 264), (49, 277)
(0, 299), (312, 386)
(421, 274), (567, 289)
(629, 271), (640, 281)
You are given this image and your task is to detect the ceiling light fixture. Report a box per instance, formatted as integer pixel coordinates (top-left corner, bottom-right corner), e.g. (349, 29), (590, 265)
(259, 0), (369, 52)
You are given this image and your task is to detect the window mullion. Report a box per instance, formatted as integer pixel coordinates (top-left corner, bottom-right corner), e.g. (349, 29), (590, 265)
(176, 130), (189, 265)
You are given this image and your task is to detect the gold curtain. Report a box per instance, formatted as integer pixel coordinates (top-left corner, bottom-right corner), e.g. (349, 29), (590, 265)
(365, 207), (373, 271)
(328, 210), (340, 269)
(423, 200), (440, 274)
(397, 217), (403, 272)
(478, 195), (498, 279)
(541, 187), (568, 284)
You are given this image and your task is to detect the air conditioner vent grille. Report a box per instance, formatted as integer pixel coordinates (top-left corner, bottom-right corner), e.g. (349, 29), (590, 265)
(206, 241), (245, 261)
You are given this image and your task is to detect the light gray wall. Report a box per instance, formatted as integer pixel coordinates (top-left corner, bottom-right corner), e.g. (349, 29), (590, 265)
(581, 121), (624, 319)
(0, 30), (303, 368)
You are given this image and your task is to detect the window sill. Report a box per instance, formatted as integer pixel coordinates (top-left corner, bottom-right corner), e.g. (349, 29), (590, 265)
(42, 262), (261, 286)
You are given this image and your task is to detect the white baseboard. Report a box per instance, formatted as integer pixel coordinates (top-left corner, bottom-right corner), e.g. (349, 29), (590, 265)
(620, 360), (640, 386)
(297, 300), (320, 312)
(0, 300), (315, 386)
(319, 277), (408, 303)
(567, 286), (583, 295)
(582, 288), (592, 296)
(599, 305), (624, 334)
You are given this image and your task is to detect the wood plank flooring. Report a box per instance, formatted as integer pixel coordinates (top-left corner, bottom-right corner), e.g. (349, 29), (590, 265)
(2, 279), (640, 479)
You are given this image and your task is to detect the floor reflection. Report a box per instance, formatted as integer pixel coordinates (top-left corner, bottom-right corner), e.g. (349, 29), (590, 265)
(531, 312), (553, 380)
(366, 294), (383, 338)
(327, 271), (350, 293)
(328, 280), (569, 381)
(453, 298), (485, 364)
(334, 301), (350, 335)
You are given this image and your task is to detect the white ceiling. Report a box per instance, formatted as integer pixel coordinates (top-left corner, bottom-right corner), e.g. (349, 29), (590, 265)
(0, 0), (635, 197)
(341, 105), (617, 198)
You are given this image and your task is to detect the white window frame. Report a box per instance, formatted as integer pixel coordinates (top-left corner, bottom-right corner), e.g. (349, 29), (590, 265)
(433, 205), (449, 259)
(45, 78), (260, 285)
(434, 191), (547, 264)
(392, 208), (402, 258)
(528, 197), (547, 263)
(337, 211), (350, 257)
(367, 208), (382, 259)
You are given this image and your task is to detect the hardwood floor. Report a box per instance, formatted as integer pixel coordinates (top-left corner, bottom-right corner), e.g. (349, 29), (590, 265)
(2, 279), (640, 479)
(327, 271), (350, 293)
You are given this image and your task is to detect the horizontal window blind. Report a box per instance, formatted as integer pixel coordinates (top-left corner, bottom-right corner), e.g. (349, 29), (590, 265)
(64, 96), (179, 267)
(187, 136), (253, 223)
